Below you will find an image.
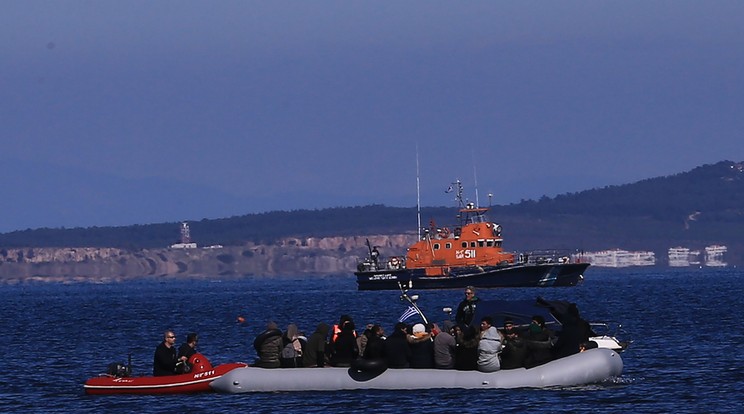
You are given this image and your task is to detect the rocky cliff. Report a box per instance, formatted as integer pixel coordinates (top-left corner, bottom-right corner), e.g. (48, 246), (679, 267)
(0, 234), (417, 284)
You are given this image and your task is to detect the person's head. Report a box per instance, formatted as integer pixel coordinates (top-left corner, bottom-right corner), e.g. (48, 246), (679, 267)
(339, 314), (353, 326)
(371, 324), (384, 337)
(412, 323), (426, 336)
(186, 332), (198, 345)
(464, 286), (476, 299)
(163, 330), (176, 346)
(316, 322), (330, 336)
(503, 318), (514, 330)
(480, 316), (493, 331)
(441, 320), (455, 334)
(341, 320), (355, 332)
(394, 322), (408, 333)
(267, 321), (278, 330)
(531, 315), (545, 328)
(462, 325), (478, 341)
(286, 323), (298, 339)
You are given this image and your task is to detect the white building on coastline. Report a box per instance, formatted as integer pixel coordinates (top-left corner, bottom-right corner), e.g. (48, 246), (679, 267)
(667, 245), (727, 267)
(583, 249), (656, 268)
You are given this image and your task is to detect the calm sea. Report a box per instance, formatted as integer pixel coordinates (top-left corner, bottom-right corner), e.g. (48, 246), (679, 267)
(1, 268), (742, 413)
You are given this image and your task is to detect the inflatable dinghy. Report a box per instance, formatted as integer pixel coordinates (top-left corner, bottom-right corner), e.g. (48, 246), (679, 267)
(84, 353), (247, 395)
(210, 348), (622, 393)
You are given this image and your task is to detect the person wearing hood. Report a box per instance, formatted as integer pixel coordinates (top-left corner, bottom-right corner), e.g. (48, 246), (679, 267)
(303, 322), (330, 367)
(253, 321), (283, 368)
(477, 322), (503, 373)
(524, 315), (555, 368)
(384, 322), (412, 368)
(433, 320), (457, 369)
(552, 303), (591, 359)
(362, 324), (386, 360)
(408, 323), (434, 368)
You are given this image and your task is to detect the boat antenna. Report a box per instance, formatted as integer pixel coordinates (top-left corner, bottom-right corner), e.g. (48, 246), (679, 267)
(453, 179), (464, 208)
(416, 143), (421, 240)
(472, 151), (479, 208)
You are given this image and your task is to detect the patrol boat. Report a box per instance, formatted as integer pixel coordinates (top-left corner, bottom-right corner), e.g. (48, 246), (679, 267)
(355, 181), (589, 290)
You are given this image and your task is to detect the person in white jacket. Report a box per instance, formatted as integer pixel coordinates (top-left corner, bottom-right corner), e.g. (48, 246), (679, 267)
(477, 319), (504, 372)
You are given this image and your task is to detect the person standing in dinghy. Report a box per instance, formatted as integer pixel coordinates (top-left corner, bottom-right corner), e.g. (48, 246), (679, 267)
(153, 330), (186, 376)
(456, 286), (480, 327)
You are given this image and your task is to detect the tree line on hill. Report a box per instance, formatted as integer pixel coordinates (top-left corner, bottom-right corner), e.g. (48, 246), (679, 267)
(1, 161), (743, 264)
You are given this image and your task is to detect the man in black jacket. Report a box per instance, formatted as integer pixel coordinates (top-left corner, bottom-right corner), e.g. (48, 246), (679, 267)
(384, 322), (412, 368)
(153, 330), (184, 376)
(455, 286), (480, 327)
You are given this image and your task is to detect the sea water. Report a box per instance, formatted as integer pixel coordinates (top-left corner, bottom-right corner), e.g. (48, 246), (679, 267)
(1, 268), (742, 413)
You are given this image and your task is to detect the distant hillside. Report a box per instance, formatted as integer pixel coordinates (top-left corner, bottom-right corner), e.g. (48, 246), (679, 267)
(2, 160), (743, 265)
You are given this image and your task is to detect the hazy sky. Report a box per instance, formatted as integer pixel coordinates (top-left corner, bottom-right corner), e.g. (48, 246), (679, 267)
(2, 1), (743, 232)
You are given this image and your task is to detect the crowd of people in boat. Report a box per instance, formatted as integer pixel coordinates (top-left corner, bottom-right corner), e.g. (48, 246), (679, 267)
(151, 286), (597, 375)
(245, 286), (597, 372)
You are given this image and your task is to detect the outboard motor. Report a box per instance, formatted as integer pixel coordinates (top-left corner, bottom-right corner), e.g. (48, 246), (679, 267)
(105, 362), (131, 378)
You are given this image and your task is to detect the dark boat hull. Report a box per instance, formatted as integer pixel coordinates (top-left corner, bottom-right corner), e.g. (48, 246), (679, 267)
(355, 262), (589, 290)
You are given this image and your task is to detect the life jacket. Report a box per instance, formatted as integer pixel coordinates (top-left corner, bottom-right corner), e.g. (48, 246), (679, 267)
(331, 324), (357, 343)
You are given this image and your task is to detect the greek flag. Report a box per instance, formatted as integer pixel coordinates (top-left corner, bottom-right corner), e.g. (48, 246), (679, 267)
(398, 306), (420, 322)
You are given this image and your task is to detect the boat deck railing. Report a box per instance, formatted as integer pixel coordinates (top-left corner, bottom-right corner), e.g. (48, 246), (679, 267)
(516, 249), (587, 265)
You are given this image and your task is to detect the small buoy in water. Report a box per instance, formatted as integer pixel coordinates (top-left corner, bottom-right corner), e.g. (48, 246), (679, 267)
(236, 316), (246, 324)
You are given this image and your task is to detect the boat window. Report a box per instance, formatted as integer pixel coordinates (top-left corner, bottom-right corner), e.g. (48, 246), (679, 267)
(496, 241), (502, 247)
(478, 241), (485, 247)
(470, 242), (476, 248)
(433, 243), (440, 250)
(446, 243), (452, 249)
(487, 240), (494, 247)
(461, 242), (468, 248)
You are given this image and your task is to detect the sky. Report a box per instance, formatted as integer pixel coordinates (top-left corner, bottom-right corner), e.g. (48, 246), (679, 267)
(2, 1), (744, 233)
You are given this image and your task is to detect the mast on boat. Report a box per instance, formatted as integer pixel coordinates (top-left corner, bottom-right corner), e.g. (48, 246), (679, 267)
(416, 145), (421, 240)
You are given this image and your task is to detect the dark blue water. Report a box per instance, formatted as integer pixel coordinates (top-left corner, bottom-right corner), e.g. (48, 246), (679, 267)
(2, 268), (743, 413)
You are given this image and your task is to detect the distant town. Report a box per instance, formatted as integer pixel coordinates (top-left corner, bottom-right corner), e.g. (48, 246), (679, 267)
(580, 245), (728, 268)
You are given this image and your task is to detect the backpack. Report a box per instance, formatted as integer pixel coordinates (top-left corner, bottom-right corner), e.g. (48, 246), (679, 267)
(282, 341), (299, 359)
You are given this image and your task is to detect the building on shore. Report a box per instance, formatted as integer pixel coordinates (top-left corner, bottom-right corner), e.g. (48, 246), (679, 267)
(170, 222), (197, 249)
(668, 247), (700, 267)
(667, 245), (727, 267)
(704, 245), (727, 267)
(582, 249), (656, 268)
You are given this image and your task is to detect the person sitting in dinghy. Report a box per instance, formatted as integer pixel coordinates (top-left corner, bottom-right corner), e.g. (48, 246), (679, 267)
(302, 322), (330, 367)
(500, 319), (527, 369)
(253, 321), (283, 368)
(329, 320), (359, 367)
(524, 316), (555, 368)
(384, 322), (412, 368)
(408, 323), (434, 368)
(477, 316), (503, 373)
(175, 332), (198, 373)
